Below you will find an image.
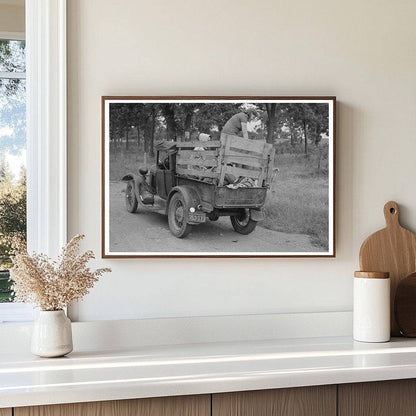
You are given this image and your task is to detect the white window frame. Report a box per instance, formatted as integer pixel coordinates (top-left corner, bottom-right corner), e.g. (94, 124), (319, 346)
(0, 31), (30, 322)
(0, 0), (67, 323)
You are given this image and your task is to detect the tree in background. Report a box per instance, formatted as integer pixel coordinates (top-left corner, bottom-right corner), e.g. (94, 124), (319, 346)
(159, 104), (178, 140)
(274, 103), (329, 156)
(0, 161), (26, 270)
(143, 104), (157, 159)
(109, 102), (242, 157)
(177, 103), (202, 140)
(0, 161), (26, 302)
(108, 102), (330, 180)
(265, 103), (277, 144)
(193, 103), (240, 136)
(0, 40), (26, 157)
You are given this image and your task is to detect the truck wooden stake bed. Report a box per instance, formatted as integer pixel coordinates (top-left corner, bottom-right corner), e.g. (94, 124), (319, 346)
(122, 133), (276, 238)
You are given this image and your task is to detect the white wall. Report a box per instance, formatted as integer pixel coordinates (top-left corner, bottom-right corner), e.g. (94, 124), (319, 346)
(67, 0), (416, 322)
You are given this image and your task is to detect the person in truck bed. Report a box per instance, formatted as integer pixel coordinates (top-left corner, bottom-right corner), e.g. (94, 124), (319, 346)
(194, 133), (211, 151)
(221, 108), (258, 178)
(221, 108), (257, 139)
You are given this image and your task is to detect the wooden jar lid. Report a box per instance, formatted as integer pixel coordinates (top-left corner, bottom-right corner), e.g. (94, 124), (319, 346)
(354, 271), (390, 279)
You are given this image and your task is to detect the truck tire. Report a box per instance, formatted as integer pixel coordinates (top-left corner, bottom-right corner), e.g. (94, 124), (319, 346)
(230, 209), (257, 235)
(168, 193), (193, 238)
(125, 180), (138, 213)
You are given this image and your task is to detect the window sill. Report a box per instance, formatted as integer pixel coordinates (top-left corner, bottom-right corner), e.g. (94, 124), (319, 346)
(0, 303), (35, 324)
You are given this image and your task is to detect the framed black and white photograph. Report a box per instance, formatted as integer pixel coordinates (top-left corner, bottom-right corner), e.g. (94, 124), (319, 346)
(102, 96), (335, 258)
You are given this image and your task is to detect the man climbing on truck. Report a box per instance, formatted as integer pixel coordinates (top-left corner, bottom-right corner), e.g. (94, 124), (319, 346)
(221, 108), (257, 140)
(221, 108), (259, 177)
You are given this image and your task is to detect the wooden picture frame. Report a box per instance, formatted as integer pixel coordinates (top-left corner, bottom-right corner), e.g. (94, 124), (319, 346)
(102, 96), (336, 258)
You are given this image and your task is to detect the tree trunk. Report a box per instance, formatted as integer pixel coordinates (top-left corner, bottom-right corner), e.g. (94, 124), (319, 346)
(149, 108), (155, 157)
(303, 120), (308, 157)
(125, 128), (129, 151)
(162, 104), (177, 140)
(266, 103), (277, 144)
(136, 122), (141, 147)
(184, 112), (192, 141)
(136, 121), (141, 161)
(314, 123), (320, 146)
(144, 120), (150, 154)
(289, 123), (295, 146)
(317, 146), (322, 171)
(144, 115), (152, 165)
(116, 128), (122, 157)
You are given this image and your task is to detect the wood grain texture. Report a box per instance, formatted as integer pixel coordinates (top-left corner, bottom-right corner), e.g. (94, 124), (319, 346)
(176, 167), (218, 178)
(395, 272), (416, 336)
(176, 157), (218, 167)
(354, 271), (389, 279)
(0, 409), (12, 416)
(212, 386), (336, 416)
(338, 379), (416, 416)
(359, 201), (416, 335)
(15, 395), (210, 416)
(176, 140), (221, 148)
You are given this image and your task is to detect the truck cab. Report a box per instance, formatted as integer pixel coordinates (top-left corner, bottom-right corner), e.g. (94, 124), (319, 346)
(152, 141), (177, 200)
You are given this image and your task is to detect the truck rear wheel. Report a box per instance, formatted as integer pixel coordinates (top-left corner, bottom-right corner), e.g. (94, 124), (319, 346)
(168, 193), (193, 238)
(125, 180), (138, 213)
(231, 209), (257, 235)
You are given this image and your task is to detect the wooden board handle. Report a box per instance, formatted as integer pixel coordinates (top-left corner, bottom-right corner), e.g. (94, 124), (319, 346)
(384, 201), (400, 228)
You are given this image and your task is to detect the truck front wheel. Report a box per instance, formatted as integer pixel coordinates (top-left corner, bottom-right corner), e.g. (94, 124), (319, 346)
(231, 209), (257, 235)
(168, 193), (193, 238)
(125, 180), (138, 213)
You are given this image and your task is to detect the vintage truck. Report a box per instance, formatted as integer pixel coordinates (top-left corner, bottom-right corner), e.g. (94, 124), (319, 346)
(122, 133), (276, 238)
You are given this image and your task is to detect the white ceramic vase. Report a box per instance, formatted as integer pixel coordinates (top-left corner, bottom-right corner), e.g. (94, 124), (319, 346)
(31, 310), (73, 358)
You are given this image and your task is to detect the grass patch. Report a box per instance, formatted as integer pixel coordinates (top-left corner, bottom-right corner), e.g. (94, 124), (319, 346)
(260, 152), (329, 251)
(110, 143), (155, 181)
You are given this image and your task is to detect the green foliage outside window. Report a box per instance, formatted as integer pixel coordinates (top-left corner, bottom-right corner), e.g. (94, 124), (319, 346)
(0, 161), (26, 302)
(0, 38), (27, 302)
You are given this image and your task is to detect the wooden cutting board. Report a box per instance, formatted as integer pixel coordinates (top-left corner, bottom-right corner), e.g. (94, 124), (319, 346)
(359, 201), (416, 336)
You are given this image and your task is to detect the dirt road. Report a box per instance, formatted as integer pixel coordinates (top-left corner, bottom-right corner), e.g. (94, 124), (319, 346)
(109, 182), (320, 254)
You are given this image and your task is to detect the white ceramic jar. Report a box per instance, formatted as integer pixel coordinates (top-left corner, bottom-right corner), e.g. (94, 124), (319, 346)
(31, 310), (73, 357)
(353, 271), (390, 343)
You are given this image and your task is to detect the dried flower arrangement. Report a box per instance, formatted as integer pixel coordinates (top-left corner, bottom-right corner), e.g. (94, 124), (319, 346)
(10, 234), (111, 311)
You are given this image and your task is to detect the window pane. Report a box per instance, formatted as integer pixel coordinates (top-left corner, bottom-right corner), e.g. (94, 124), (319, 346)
(0, 78), (26, 153)
(0, 76), (26, 303)
(0, 39), (26, 73)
